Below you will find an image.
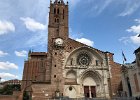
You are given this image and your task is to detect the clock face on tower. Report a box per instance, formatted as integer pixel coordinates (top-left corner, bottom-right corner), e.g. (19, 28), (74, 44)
(55, 38), (64, 46)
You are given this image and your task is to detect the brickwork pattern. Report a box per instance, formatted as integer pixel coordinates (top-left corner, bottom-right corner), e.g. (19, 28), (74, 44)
(21, 0), (122, 99)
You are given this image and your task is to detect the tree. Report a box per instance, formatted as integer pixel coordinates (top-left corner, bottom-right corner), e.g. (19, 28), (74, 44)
(0, 84), (21, 95)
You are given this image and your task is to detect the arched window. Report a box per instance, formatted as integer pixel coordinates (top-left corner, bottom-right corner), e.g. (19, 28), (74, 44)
(55, 18), (57, 22)
(63, 9), (64, 19)
(77, 52), (91, 66)
(57, 19), (59, 23)
(56, 29), (59, 33)
(70, 58), (73, 65)
(63, 9), (64, 14)
(54, 18), (59, 23)
(54, 8), (56, 14)
(96, 60), (99, 66)
(57, 8), (60, 14)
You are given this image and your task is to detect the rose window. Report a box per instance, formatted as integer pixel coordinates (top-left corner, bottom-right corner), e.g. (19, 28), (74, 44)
(77, 52), (91, 66)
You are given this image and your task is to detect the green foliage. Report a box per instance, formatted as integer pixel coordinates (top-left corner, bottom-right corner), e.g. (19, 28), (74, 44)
(23, 91), (30, 100)
(0, 84), (21, 95)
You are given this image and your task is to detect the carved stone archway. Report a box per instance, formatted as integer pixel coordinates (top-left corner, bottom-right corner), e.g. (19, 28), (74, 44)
(79, 70), (103, 98)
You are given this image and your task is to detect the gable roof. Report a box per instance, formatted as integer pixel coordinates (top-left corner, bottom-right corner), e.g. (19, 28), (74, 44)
(68, 38), (114, 55)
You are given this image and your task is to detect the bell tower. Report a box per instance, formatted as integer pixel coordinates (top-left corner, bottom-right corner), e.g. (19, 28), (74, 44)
(48, 0), (69, 52)
(45, 1), (69, 96)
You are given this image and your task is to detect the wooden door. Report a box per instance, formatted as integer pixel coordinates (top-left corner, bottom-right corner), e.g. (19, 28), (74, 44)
(84, 86), (89, 98)
(91, 86), (96, 98)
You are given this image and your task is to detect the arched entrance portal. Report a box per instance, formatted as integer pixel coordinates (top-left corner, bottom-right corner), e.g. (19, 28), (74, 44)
(81, 70), (102, 98)
(83, 77), (96, 98)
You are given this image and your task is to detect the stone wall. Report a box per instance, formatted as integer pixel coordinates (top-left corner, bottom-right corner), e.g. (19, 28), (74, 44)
(0, 95), (18, 100)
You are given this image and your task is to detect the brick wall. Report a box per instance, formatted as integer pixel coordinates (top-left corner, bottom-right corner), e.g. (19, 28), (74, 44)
(21, 38), (122, 99)
(105, 52), (122, 97)
(111, 62), (122, 97)
(21, 53), (48, 91)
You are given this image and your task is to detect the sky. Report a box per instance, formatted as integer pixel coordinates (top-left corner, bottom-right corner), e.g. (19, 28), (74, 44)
(0, 0), (140, 82)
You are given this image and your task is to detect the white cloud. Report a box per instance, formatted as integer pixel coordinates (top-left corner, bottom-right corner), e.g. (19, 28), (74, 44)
(67, 0), (81, 7)
(26, 32), (47, 47)
(97, 0), (113, 15)
(0, 20), (15, 35)
(81, 0), (113, 16)
(76, 38), (94, 47)
(119, 35), (140, 46)
(85, 0), (140, 16)
(0, 61), (18, 70)
(0, 50), (8, 57)
(119, 37), (131, 45)
(0, 72), (18, 79)
(120, 19), (140, 46)
(130, 34), (140, 45)
(24, 14), (49, 47)
(119, 1), (140, 16)
(20, 17), (46, 32)
(70, 31), (84, 39)
(1, 79), (6, 82)
(134, 19), (140, 24)
(15, 50), (27, 57)
(69, 29), (94, 47)
(127, 25), (140, 34)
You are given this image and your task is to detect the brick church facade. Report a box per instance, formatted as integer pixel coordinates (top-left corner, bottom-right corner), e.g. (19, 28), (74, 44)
(21, 0), (122, 99)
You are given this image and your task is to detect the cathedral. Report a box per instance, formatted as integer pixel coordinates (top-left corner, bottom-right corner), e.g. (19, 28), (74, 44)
(22, 0), (122, 99)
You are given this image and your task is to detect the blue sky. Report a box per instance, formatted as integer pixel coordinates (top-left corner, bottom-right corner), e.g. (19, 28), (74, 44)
(0, 0), (140, 81)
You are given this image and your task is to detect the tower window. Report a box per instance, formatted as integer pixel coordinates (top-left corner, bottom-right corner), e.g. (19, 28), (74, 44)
(57, 9), (60, 14)
(55, 18), (59, 23)
(96, 60), (99, 66)
(57, 19), (59, 23)
(63, 9), (65, 19)
(70, 58), (73, 65)
(54, 8), (56, 14)
(55, 18), (57, 22)
(54, 75), (56, 78)
(63, 9), (64, 14)
(56, 29), (59, 33)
